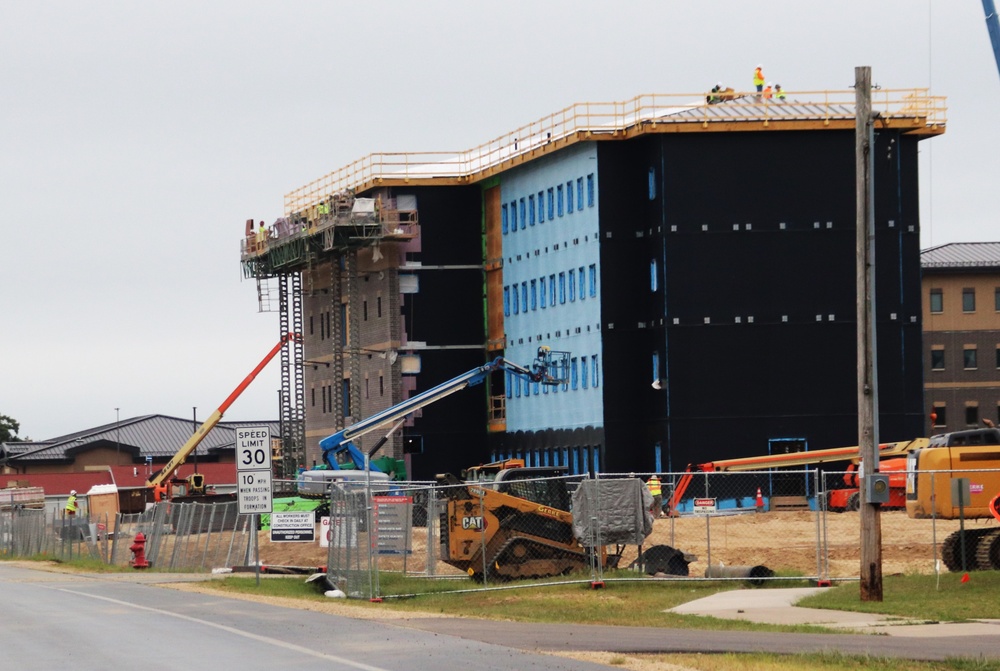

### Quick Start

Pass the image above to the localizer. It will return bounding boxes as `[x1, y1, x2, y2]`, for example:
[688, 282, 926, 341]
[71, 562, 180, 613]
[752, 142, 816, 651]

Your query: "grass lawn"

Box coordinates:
[186, 568, 1000, 628]
[799, 571, 1000, 622]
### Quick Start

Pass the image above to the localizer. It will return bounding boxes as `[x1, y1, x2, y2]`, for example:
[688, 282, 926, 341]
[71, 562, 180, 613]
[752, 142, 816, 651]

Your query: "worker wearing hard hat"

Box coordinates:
[753, 64, 765, 93]
[65, 490, 79, 517]
[774, 83, 787, 100]
[763, 83, 774, 100]
[707, 83, 722, 105]
[646, 475, 664, 518]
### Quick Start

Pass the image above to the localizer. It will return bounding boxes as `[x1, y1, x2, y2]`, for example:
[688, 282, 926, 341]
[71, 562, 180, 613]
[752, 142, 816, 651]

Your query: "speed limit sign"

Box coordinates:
[236, 426, 272, 514]
[236, 427, 272, 472]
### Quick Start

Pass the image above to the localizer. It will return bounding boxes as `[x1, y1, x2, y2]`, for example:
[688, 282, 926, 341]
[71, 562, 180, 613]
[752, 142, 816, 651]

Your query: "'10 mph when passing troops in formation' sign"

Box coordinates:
[236, 426, 273, 515]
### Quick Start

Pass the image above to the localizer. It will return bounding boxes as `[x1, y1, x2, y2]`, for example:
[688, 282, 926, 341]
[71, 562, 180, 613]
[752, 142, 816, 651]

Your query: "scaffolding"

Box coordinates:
[242, 191, 419, 474]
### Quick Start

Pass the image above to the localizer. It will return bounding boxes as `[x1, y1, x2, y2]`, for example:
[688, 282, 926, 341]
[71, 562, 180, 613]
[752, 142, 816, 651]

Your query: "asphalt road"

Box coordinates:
[2, 564, 998, 666]
[399, 617, 1000, 662]
[0, 564, 610, 671]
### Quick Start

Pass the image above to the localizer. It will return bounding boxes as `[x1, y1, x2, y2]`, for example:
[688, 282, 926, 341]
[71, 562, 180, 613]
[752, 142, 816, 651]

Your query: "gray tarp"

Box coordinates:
[571, 478, 653, 546]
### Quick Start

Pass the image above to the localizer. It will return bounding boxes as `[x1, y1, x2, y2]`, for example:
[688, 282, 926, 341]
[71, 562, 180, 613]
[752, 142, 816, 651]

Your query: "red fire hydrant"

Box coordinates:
[129, 532, 150, 569]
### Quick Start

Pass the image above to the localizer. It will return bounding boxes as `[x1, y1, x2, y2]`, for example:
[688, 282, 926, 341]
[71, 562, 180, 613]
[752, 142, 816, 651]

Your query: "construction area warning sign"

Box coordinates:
[693, 498, 717, 514]
[270, 511, 316, 542]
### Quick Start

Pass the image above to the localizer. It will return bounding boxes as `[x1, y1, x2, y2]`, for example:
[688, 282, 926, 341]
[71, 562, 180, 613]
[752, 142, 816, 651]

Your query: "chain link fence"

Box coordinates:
[3, 467, 996, 592]
[0, 500, 255, 571]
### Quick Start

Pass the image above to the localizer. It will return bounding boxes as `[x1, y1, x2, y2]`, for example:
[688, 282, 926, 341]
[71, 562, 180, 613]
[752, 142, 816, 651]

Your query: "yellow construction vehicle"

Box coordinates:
[905, 427, 1000, 571]
[436, 468, 636, 582]
[461, 458, 525, 482]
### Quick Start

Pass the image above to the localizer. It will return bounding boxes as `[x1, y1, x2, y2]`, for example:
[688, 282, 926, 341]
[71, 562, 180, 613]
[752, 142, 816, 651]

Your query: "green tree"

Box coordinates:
[0, 414, 21, 442]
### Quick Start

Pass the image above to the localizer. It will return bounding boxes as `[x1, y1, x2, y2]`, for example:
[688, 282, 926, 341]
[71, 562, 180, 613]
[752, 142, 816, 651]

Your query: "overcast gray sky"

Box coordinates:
[2, 1, 997, 440]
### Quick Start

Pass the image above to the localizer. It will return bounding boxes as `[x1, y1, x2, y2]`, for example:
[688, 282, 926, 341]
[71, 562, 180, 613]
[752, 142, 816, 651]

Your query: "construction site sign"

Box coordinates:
[373, 495, 412, 555]
[270, 511, 315, 542]
[693, 498, 717, 514]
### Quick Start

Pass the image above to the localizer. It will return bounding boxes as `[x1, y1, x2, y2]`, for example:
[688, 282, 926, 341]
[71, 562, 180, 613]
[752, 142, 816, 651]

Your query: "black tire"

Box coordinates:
[845, 492, 860, 512]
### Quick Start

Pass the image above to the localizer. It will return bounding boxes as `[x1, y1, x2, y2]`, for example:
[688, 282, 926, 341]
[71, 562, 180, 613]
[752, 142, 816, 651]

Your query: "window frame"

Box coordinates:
[962, 288, 976, 313]
[929, 288, 943, 313]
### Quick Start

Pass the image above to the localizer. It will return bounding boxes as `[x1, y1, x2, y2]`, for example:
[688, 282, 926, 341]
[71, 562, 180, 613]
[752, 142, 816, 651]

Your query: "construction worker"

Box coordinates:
[774, 83, 787, 100]
[317, 200, 330, 217]
[647, 475, 663, 518]
[763, 83, 773, 100]
[707, 83, 722, 104]
[753, 65, 765, 93]
[64, 490, 79, 517]
[256, 221, 267, 250]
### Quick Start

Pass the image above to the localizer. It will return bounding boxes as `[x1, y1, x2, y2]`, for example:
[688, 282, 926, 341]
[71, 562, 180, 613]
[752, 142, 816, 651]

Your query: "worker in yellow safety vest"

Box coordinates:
[646, 475, 664, 518]
[753, 65, 765, 93]
[774, 83, 786, 100]
[65, 490, 79, 517]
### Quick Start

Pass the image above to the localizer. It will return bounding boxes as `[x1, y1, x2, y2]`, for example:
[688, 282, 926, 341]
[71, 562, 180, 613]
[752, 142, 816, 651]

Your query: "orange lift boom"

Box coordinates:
[667, 438, 929, 514]
[146, 333, 301, 490]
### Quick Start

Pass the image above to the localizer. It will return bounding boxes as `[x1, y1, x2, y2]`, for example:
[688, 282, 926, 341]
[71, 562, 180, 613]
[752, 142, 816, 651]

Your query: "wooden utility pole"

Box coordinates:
[856, 65, 883, 602]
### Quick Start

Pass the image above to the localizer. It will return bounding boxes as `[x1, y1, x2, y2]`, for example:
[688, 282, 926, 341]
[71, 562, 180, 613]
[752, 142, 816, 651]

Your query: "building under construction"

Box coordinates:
[241, 88, 946, 480]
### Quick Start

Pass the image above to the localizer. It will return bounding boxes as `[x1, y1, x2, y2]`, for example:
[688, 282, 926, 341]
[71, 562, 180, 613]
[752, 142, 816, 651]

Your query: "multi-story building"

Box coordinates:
[921, 242, 1000, 435]
[242, 89, 946, 480]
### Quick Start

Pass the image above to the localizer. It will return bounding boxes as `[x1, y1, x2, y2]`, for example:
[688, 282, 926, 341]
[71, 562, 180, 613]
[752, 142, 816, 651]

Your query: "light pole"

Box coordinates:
[115, 408, 120, 466]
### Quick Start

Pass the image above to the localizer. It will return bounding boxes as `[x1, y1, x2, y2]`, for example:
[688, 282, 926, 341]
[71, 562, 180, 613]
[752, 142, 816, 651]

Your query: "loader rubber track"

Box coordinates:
[942, 528, 994, 572]
[974, 528, 1000, 571]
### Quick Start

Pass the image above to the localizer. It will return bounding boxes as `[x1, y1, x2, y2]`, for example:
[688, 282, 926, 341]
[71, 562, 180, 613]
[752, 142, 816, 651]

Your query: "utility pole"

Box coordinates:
[856, 65, 883, 602]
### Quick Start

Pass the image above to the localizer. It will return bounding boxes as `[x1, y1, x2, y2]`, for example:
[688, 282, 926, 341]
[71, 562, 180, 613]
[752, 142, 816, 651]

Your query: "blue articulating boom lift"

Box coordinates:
[316, 347, 568, 475]
[984, 1, 1000, 80]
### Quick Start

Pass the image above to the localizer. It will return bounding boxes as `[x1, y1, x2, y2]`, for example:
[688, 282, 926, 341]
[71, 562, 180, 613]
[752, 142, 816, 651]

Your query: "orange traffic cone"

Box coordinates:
[755, 487, 764, 512]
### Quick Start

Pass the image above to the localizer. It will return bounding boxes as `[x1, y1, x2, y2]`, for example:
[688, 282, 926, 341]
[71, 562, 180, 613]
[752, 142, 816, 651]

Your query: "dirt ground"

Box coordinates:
[255, 509, 995, 579]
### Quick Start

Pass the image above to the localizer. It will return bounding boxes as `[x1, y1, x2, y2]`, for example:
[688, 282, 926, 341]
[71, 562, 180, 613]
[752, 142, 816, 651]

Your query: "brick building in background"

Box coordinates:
[922, 242, 1000, 435]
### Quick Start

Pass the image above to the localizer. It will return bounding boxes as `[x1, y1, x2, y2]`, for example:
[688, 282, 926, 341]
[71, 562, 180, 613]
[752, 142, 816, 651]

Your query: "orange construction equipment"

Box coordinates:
[667, 438, 929, 516]
[145, 333, 301, 496]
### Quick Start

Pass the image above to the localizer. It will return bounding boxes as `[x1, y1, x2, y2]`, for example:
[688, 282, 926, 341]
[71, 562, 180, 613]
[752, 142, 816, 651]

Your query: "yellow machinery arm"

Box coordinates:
[146, 333, 300, 489]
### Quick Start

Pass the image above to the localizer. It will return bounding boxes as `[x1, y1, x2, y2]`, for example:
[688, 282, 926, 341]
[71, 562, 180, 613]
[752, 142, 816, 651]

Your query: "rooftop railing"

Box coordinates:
[284, 89, 946, 215]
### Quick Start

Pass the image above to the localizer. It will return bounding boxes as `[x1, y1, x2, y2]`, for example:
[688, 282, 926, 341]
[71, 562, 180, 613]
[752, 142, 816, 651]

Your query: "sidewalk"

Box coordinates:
[668, 587, 1000, 637]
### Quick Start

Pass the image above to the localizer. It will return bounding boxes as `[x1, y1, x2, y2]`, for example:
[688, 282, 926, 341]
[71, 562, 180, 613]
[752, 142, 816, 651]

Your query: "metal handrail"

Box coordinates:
[284, 89, 946, 214]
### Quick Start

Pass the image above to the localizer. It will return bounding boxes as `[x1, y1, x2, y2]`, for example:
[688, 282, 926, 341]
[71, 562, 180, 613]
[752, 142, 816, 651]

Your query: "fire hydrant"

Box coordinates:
[129, 532, 150, 569]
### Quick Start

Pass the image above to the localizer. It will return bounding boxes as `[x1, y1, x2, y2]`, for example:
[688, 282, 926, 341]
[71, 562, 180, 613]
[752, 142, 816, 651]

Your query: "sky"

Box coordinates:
[2, 1, 998, 441]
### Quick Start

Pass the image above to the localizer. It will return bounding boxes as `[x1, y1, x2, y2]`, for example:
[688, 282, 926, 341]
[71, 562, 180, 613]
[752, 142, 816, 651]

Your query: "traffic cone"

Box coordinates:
[755, 487, 764, 512]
